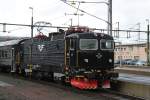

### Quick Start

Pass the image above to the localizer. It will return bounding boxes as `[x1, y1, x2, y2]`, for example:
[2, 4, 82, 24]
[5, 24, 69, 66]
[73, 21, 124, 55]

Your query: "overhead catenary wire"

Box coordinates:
[61, 0, 109, 4]
[0, 22, 148, 41]
[0, 22, 148, 33]
[60, 0, 109, 24]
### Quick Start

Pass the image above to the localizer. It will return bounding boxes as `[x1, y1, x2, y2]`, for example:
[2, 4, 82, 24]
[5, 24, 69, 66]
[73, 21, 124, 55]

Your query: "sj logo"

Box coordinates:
[38, 45, 45, 52]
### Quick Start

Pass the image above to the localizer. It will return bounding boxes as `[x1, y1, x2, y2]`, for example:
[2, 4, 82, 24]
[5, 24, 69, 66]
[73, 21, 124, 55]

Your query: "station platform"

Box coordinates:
[114, 66, 150, 100]
[118, 73, 150, 85]
[115, 66, 150, 76]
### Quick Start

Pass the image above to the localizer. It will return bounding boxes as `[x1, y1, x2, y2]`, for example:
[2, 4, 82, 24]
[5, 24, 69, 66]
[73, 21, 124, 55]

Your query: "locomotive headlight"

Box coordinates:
[109, 59, 112, 63]
[84, 59, 88, 63]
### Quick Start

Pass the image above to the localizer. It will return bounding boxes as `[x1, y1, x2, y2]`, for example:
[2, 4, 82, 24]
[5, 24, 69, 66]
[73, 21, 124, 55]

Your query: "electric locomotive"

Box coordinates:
[64, 26, 118, 89]
[0, 26, 118, 89]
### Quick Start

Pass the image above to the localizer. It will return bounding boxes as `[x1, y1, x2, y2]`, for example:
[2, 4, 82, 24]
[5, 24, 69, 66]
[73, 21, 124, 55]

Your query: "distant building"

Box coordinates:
[114, 43, 147, 61]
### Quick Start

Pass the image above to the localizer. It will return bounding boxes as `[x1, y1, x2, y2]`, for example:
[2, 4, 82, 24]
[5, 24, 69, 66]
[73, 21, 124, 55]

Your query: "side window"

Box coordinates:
[66, 39, 70, 51]
[2, 51, 4, 58]
[70, 39, 76, 50]
[4, 51, 7, 58]
[0, 50, 1, 58]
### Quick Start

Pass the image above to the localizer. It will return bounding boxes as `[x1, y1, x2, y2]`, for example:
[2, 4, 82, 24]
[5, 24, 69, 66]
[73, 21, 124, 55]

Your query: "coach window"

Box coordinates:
[0, 50, 1, 58]
[2, 51, 4, 58]
[5, 51, 8, 58]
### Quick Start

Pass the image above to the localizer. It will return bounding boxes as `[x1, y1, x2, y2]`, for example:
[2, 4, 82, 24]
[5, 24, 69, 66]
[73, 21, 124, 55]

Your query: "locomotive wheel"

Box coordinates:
[48, 72, 54, 81]
[1, 67, 11, 73]
[61, 76, 70, 86]
[60, 76, 66, 85]
[34, 71, 43, 80]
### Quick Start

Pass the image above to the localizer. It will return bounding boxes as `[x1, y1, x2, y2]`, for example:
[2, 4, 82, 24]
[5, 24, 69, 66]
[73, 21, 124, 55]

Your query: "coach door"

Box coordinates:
[11, 48, 16, 72]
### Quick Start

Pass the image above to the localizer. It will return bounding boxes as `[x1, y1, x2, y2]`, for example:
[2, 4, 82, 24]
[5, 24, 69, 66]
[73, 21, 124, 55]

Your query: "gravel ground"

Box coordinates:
[0, 74, 114, 100]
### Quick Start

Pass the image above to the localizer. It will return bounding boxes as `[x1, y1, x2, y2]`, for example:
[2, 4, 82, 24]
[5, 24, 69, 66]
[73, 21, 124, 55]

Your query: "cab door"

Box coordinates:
[69, 38, 77, 66]
[65, 38, 77, 66]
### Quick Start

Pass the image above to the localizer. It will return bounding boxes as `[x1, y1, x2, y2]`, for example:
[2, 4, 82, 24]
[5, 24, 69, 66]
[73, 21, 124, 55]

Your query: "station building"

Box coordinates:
[114, 43, 147, 61]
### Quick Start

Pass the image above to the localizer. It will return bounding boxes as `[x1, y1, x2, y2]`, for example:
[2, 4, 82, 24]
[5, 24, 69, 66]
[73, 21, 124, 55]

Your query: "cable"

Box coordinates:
[62, 0, 108, 4]
[60, 0, 109, 24]
[0, 22, 148, 33]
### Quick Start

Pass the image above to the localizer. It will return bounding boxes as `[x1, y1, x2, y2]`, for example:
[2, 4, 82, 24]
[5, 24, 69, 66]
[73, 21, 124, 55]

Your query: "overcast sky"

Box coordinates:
[0, 0, 150, 39]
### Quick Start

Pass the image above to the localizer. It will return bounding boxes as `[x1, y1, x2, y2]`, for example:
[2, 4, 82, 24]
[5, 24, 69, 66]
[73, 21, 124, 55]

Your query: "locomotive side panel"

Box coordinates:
[46, 40, 65, 67]
[22, 38, 65, 73]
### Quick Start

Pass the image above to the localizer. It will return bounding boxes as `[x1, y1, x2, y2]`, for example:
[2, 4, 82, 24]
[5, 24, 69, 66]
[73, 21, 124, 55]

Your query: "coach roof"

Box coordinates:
[0, 39, 24, 47]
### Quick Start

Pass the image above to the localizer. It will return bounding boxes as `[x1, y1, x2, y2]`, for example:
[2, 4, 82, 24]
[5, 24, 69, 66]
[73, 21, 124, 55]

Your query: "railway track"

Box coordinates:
[0, 72, 144, 100]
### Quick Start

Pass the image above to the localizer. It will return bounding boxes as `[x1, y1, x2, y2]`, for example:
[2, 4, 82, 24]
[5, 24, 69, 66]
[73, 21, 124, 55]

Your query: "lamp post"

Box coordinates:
[137, 23, 141, 41]
[146, 19, 150, 66]
[108, 0, 112, 36]
[70, 18, 73, 26]
[29, 7, 33, 78]
[29, 7, 33, 40]
[117, 22, 119, 38]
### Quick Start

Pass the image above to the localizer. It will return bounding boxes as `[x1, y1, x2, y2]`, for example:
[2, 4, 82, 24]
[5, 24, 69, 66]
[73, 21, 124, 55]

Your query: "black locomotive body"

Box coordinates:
[21, 36, 65, 78]
[0, 26, 118, 89]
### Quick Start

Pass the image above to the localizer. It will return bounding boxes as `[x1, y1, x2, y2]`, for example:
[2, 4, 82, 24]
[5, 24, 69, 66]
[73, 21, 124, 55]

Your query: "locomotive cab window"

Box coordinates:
[100, 39, 114, 50]
[79, 39, 98, 50]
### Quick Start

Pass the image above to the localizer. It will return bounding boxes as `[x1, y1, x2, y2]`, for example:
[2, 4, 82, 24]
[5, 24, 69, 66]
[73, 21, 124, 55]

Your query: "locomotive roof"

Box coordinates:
[0, 39, 24, 47]
[66, 32, 113, 39]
